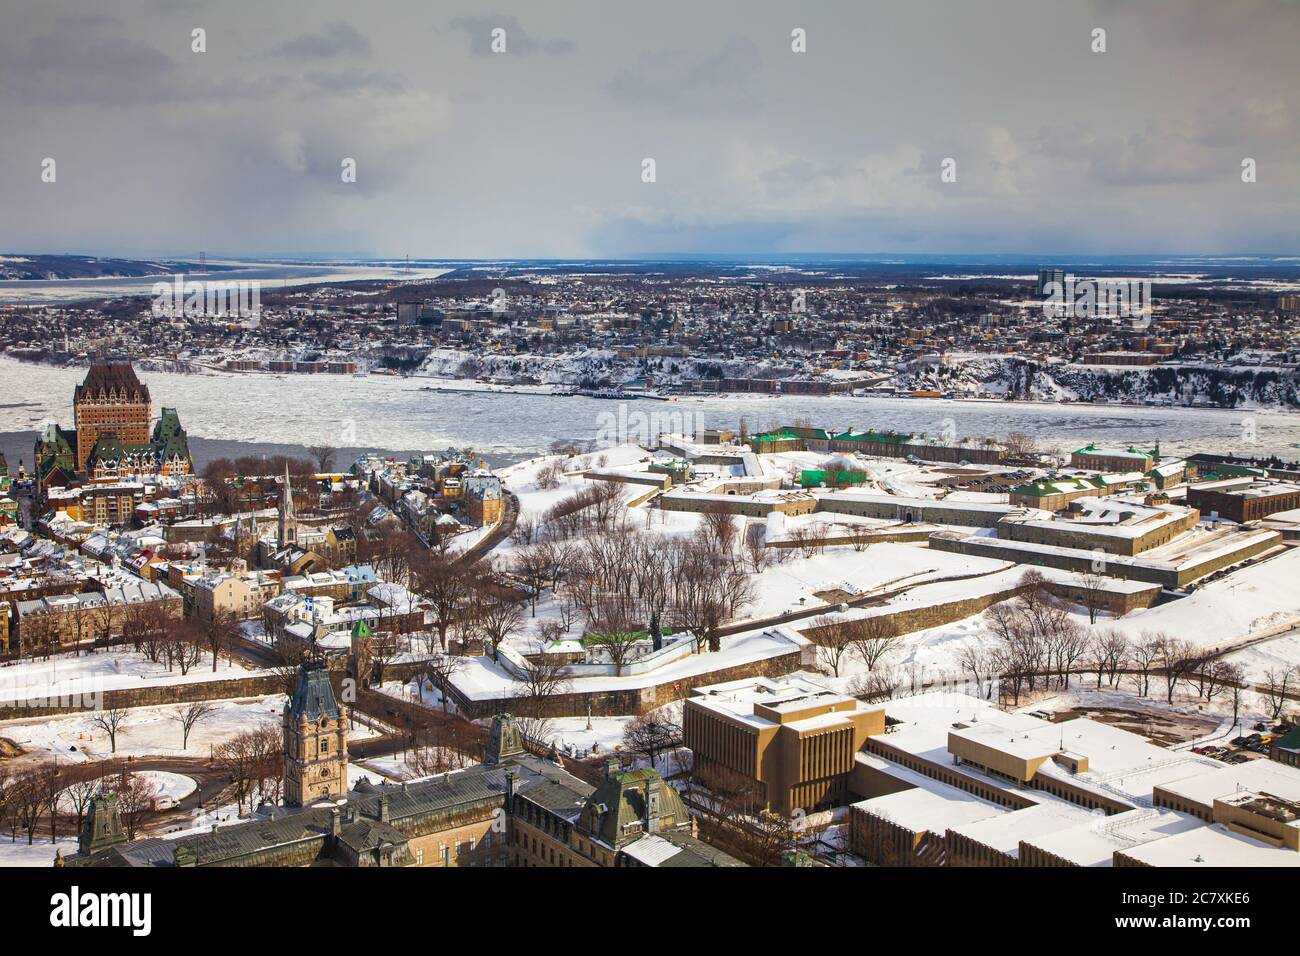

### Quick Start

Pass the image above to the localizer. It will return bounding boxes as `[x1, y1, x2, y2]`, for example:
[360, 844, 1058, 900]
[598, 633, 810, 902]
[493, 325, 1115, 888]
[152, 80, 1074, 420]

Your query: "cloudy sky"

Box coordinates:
[1, 0, 1297, 258]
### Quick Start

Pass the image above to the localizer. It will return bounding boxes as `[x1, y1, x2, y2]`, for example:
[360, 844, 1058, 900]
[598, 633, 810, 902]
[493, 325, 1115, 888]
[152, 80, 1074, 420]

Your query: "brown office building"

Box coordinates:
[683, 676, 886, 816]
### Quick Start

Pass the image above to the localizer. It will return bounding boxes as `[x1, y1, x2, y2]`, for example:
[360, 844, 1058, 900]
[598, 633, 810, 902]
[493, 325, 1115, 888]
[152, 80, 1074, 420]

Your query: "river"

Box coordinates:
[1, 356, 1297, 471]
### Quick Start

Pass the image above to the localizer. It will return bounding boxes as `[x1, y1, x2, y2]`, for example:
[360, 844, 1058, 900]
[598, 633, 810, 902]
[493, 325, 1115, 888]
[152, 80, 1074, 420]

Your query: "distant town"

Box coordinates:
[2, 260, 1298, 409]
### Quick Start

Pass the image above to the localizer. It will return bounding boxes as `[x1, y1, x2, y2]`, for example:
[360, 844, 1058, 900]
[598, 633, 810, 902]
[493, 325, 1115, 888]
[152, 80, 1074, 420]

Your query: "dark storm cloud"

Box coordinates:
[1, 0, 1296, 257]
[448, 15, 574, 55]
[267, 21, 372, 59]
[0, 15, 279, 106]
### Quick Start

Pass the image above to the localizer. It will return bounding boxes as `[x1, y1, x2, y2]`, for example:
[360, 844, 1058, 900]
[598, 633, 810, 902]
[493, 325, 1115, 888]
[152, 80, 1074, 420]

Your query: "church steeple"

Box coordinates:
[278, 464, 296, 549]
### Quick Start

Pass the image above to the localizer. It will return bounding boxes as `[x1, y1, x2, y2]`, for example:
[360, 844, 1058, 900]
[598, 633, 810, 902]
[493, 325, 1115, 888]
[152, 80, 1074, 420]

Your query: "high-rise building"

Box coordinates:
[1037, 268, 1067, 298]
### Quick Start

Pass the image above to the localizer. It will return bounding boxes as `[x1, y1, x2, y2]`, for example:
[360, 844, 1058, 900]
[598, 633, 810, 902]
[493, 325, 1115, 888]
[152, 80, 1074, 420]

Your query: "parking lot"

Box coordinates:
[1191, 720, 1295, 764]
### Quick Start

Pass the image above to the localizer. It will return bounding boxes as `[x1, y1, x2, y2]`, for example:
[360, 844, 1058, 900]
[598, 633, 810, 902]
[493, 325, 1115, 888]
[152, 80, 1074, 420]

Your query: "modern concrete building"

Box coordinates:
[683, 675, 885, 815]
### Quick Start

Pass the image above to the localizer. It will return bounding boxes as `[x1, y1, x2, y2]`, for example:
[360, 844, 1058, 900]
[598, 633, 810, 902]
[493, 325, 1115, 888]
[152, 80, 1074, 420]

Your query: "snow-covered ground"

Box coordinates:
[0, 696, 284, 766]
[1081, 548, 1300, 649]
[0, 838, 77, 867]
[0, 648, 262, 707]
[745, 543, 1007, 618]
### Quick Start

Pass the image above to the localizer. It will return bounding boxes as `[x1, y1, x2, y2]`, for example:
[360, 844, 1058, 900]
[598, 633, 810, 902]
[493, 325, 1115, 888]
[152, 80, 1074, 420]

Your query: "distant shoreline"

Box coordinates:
[3, 351, 1297, 414]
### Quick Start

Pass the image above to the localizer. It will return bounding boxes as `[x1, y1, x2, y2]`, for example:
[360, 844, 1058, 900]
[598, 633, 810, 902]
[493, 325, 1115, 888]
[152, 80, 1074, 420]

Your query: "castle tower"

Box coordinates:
[278, 464, 297, 550]
[73, 363, 151, 473]
[283, 662, 348, 807]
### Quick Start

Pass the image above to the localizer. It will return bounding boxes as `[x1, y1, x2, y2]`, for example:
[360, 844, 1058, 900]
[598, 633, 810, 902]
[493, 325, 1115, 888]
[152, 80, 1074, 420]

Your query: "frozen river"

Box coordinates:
[1, 356, 1297, 466]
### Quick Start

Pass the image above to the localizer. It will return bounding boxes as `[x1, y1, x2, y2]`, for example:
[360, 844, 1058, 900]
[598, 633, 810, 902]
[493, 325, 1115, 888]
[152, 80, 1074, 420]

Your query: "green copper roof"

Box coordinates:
[749, 429, 801, 443]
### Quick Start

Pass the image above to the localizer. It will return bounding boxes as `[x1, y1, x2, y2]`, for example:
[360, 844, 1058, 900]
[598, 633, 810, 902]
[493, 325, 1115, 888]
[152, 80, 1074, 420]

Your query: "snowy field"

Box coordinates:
[0, 648, 263, 707]
[0, 696, 284, 765]
[0, 838, 77, 867]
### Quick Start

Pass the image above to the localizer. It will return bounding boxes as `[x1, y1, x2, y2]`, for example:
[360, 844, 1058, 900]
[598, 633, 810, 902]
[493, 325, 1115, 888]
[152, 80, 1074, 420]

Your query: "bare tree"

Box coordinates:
[808, 616, 854, 677]
[60, 762, 110, 835]
[1222, 663, 1246, 731]
[1091, 629, 1130, 689]
[476, 597, 525, 663]
[510, 547, 552, 616]
[622, 709, 682, 772]
[7, 766, 53, 845]
[170, 701, 217, 750]
[1261, 666, 1297, 723]
[417, 653, 466, 713]
[307, 444, 338, 473]
[164, 621, 206, 675]
[91, 708, 130, 754]
[957, 643, 997, 700]
[848, 667, 904, 703]
[1047, 620, 1090, 690]
[412, 552, 471, 652]
[115, 770, 161, 840]
[693, 782, 801, 868]
[743, 520, 770, 573]
[847, 616, 901, 672]
[1129, 635, 1162, 698]
[1076, 572, 1108, 625]
[1156, 633, 1197, 703]
[699, 501, 739, 555]
[200, 609, 241, 672]
[511, 657, 572, 743]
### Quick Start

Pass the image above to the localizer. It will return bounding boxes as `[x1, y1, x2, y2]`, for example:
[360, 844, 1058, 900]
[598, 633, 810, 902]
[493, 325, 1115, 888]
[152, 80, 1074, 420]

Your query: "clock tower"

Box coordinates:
[283, 662, 349, 807]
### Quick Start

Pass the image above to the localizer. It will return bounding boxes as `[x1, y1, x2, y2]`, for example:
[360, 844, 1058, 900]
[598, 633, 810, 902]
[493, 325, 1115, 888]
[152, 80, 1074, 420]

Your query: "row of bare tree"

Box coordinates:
[0, 760, 160, 847]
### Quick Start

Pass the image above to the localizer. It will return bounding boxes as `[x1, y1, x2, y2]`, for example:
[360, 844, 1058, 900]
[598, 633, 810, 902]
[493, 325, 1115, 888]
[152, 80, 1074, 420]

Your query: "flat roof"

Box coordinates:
[853, 783, 1006, 835]
[1117, 823, 1300, 867]
[688, 674, 874, 730]
[1155, 757, 1300, 809]
[1023, 807, 1203, 867]
[949, 801, 1098, 856]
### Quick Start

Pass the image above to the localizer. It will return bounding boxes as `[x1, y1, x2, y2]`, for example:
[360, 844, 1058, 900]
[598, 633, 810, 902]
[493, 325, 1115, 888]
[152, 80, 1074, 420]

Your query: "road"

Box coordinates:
[457, 490, 519, 565]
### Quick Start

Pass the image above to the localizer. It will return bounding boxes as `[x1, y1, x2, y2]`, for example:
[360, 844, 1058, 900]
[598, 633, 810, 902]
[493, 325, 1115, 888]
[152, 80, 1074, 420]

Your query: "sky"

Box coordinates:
[0, 0, 1297, 259]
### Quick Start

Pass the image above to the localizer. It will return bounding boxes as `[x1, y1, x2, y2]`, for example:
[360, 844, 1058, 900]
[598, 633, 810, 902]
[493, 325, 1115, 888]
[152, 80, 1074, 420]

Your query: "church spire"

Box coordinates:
[278, 464, 296, 549]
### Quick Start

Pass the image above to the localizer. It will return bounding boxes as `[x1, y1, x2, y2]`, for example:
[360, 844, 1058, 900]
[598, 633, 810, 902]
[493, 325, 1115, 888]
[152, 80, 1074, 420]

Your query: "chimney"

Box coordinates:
[329, 808, 341, 838]
[505, 770, 517, 809]
[379, 793, 391, 823]
[606, 756, 621, 779]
